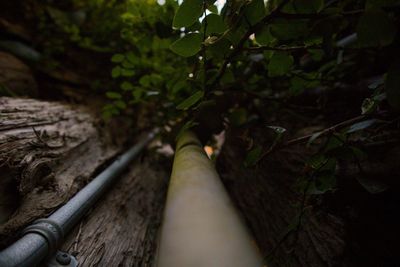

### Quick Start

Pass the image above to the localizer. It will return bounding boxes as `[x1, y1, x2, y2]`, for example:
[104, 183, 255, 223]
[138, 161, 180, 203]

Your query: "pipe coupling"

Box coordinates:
[22, 219, 64, 254]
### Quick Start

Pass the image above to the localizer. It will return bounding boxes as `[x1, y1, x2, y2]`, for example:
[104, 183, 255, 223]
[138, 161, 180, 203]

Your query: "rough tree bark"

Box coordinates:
[0, 97, 126, 246]
[59, 156, 168, 267]
[218, 122, 400, 267]
[218, 128, 347, 267]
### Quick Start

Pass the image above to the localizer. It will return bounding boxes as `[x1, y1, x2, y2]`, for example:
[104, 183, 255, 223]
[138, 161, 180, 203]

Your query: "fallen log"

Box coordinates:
[60, 156, 168, 267]
[0, 97, 127, 246]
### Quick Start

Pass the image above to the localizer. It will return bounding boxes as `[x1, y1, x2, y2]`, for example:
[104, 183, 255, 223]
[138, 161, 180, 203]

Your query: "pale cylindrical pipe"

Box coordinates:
[156, 131, 264, 267]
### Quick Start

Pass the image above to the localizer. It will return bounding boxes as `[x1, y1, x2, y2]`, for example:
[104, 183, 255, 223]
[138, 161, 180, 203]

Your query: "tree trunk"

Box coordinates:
[217, 128, 347, 267]
[0, 97, 126, 246]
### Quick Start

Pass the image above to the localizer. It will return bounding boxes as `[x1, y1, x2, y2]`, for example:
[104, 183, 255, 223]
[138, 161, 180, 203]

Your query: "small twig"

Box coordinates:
[245, 45, 323, 53]
[257, 115, 366, 163]
[264, 173, 315, 262]
[276, 10, 364, 20]
[285, 115, 365, 147]
[74, 221, 83, 251]
[31, 126, 64, 149]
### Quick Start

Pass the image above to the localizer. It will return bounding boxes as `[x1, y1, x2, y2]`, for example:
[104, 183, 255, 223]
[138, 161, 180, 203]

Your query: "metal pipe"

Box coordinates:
[156, 131, 264, 267]
[0, 130, 157, 267]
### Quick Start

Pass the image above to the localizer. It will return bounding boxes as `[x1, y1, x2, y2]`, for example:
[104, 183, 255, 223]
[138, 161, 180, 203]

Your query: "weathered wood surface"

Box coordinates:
[218, 128, 346, 267]
[59, 156, 168, 267]
[0, 97, 124, 246]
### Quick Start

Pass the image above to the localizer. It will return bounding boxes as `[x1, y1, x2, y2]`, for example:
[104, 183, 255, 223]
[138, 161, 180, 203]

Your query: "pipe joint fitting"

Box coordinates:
[22, 219, 64, 255]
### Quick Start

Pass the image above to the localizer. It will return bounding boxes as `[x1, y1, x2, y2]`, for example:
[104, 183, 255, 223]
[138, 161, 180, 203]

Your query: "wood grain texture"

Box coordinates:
[0, 97, 123, 245]
[60, 156, 168, 267]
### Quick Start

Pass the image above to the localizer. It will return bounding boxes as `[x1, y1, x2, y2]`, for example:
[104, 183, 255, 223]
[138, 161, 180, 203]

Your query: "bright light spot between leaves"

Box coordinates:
[204, 146, 214, 158]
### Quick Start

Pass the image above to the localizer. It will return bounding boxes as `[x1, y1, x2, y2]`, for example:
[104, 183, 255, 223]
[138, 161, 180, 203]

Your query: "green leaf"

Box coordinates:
[308, 131, 323, 146]
[290, 76, 308, 95]
[106, 91, 122, 99]
[171, 80, 187, 94]
[324, 135, 343, 153]
[177, 90, 204, 110]
[347, 119, 377, 133]
[293, 0, 324, 14]
[111, 54, 125, 63]
[267, 125, 287, 144]
[309, 174, 336, 194]
[132, 88, 143, 100]
[385, 66, 400, 110]
[173, 0, 203, 28]
[122, 60, 135, 69]
[114, 100, 127, 109]
[255, 26, 275, 45]
[244, 145, 262, 167]
[170, 33, 203, 57]
[220, 69, 235, 84]
[187, 21, 202, 32]
[111, 66, 121, 78]
[125, 52, 137, 64]
[270, 19, 308, 40]
[361, 98, 376, 114]
[308, 154, 327, 169]
[356, 175, 388, 194]
[309, 49, 324, 61]
[244, 0, 265, 26]
[139, 75, 151, 87]
[268, 52, 294, 77]
[121, 69, 135, 77]
[226, 24, 248, 45]
[121, 81, 134, 91]
[208, 37, 231, 59]
[229, 108, 247, 126]
[207, 4, 218, 14]
[203, 14, 227, 35]
[356, 9, 397, 47]
[267, 126, 287, 134]
[366, 0, 399, 8]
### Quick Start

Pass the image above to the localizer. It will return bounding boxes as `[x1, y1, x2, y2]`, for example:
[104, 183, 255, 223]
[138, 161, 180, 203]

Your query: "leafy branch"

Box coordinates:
[209, 0, 291, 90]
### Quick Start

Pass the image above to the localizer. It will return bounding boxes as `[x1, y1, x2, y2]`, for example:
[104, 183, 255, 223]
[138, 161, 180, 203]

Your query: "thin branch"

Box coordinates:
[276, 10, 364, 20]
[245, 44, 323, 52]
[209, 0, 291, 90]
[285, 115, 365, 147]
[246, 44, 379, 54]
[257, 115, 366, 162]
